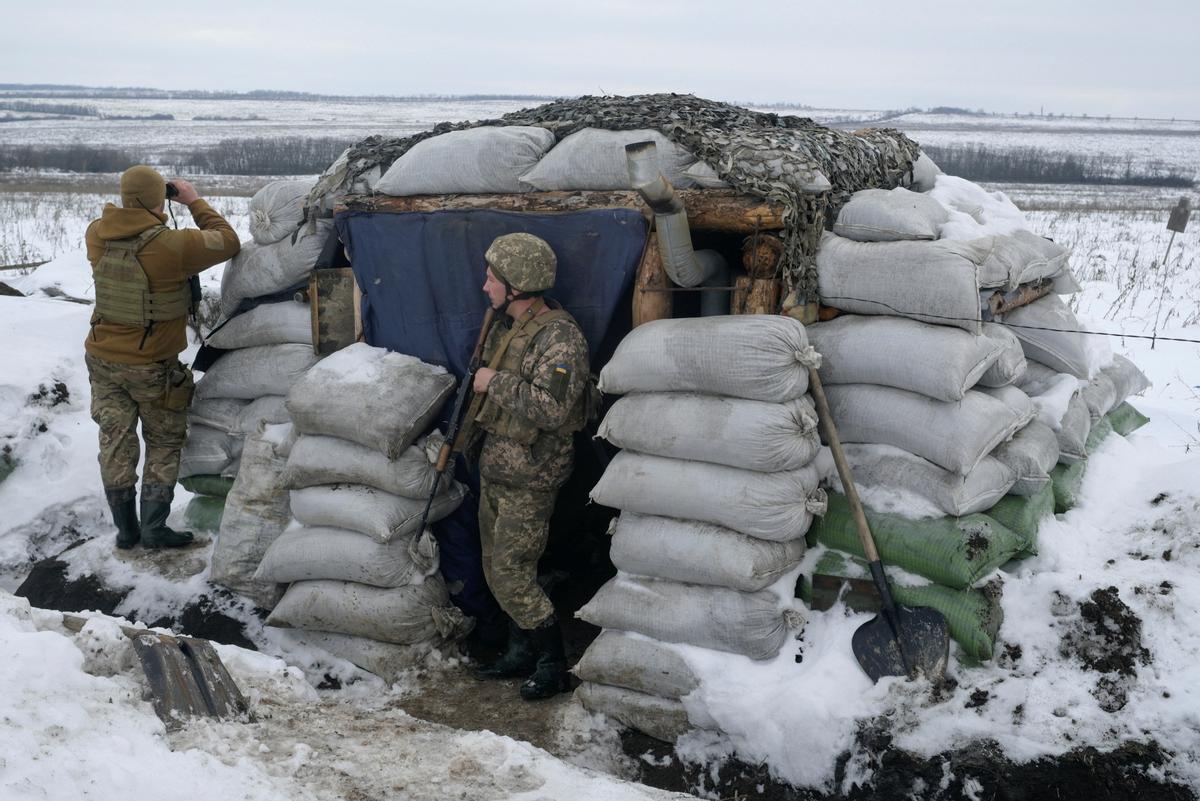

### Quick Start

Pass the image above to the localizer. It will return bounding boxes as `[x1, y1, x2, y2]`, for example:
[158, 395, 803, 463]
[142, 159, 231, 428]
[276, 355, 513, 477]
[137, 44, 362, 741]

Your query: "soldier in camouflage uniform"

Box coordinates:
[85, 165, 240, 550]
[470, 233, 590, 701]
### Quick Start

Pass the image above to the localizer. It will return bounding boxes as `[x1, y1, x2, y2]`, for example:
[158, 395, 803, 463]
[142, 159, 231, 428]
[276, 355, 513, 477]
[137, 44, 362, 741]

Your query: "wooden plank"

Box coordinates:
[309, 268, 358, 356]
[732, 276, 782, 315]
[337, 189, 786, 233]
[632, 234, 672, 327]
[742, 232, 784, 279]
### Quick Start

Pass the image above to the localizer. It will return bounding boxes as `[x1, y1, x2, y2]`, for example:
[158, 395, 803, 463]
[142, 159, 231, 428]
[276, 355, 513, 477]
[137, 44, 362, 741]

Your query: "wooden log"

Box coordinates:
[632, 235, 673, 327]
[337, 189, 786, 233]
[742, 232, 785, 279]
[732, 276, 782, 315]
[309, 267, 358, 356]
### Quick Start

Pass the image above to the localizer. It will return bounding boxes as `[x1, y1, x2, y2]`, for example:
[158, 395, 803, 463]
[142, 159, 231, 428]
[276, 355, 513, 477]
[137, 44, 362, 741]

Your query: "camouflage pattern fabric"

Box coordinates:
[485, 233, 556, 292]
[478, 478, 558, 629]
[311, 93, 921, 298]
[86, 354, 191, 489]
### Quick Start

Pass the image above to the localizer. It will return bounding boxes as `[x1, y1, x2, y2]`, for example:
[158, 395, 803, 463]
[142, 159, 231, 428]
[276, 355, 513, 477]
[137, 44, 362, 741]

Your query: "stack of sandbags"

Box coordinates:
[578, 316, 825, 741]
[261, 343, 474, 672]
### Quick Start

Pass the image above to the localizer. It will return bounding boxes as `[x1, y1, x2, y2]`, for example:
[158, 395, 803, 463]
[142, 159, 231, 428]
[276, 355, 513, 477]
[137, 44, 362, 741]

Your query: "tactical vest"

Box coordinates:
[474, 306, 588, 445]
[93, 225, 191, 328]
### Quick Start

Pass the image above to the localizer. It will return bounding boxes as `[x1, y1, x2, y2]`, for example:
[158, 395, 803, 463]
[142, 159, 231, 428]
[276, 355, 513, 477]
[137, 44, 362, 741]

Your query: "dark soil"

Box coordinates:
[1059, 586, 1151, 712]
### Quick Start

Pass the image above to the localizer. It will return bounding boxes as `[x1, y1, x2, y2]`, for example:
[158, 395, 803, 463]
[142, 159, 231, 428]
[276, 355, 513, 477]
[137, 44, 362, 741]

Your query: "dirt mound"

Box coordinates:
[1058, 586, 1151, 711]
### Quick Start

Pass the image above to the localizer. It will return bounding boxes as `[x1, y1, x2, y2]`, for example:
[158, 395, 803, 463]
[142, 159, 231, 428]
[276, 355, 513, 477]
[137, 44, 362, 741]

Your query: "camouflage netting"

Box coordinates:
[309, 93, 921, 298]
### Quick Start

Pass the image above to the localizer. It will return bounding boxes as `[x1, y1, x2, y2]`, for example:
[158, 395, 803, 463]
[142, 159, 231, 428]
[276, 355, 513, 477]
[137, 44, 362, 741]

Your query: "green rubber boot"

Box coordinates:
[520, 616, 571, 701]
[139, 483, 194, 549]
[475, 619, 537, 679]
[105, 486, 140, 550]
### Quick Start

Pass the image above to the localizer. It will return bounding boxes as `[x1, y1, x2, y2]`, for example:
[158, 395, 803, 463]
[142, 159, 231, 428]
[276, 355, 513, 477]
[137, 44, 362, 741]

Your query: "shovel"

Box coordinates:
[807, 366, 950, 682]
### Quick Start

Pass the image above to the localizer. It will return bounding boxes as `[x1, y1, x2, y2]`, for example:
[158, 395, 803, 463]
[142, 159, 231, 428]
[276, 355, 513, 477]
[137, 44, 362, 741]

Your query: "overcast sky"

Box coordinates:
[3, 0, 1197, 118]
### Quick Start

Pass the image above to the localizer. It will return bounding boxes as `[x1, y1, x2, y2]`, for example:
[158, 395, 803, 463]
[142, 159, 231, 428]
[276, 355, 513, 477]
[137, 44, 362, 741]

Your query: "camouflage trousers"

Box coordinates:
[478, 478, 558, 629]
[85, 354, 192, 491]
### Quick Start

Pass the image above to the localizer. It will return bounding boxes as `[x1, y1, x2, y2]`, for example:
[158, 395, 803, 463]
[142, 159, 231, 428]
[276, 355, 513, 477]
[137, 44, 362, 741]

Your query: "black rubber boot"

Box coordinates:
[105, 486, 140, 550]
[475, 618, 537, 679]
[139, 483, 194, 549]
[520, 616, 571, 701]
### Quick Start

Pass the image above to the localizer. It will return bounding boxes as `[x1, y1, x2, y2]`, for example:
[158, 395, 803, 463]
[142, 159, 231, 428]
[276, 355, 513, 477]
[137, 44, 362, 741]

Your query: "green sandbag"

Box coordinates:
[1085, 415, 1113, 454]
[180, 474, 235, 498]
[808, 493, 1029, 590]
[1050, 461, 1086, 513]
[0, 453, 15, 485]
[802, 549, 1003, 661]
[984, 485, 1054, 553]
[183, 494, 226, 531]
[1107, 402, 1149, 436]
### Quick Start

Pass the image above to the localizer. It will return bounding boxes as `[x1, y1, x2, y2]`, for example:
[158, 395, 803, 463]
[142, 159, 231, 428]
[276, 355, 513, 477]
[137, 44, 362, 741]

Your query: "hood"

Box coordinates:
[92, 203, 168, 241]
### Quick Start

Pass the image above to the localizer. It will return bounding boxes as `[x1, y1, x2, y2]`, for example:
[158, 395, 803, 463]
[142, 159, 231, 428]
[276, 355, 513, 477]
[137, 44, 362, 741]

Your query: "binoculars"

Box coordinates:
[165, 182, 179, 199]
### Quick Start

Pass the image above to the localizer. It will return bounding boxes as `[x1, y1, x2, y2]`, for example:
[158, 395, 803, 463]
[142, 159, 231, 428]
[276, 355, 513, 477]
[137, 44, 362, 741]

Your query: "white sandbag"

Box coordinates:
[832, 187, 949, 242]
[290, 482, 466, 544]
[682, 160, 729, 189]
[254, 525, 438, 588]
[375, 126, 556, 195]
[597, 393, 819, 472]
[976, 384, 1037, 429]
[220, 219, 332, 317]
[573, 630, 699, 699]
[991, 420, 1060, 496]
[609, 513, 805, 592]
[999, 294, 1089, 378]
[286, 343, 454, 459]
[188, 398, 248, 435]
[520, 128, 696, 191]
[266, 576, 472, 645]
[249, 180, 313, 245]
[206, 300, 311, 350]
[211, 424, 293, 608]
[909, 152, 942, 192]
[590, 451, 826, 542]
[1080, 372, 1117, 422]
[195, 344, 319, 401]
[823, 384, 1030, 475]
[577, 574, 802, 660]
[977, 323, 1027, 388]
[237, 395, 290, 433]
[178, 423, 237, 478]
[598, 316, 815, 402]
[283, 434, 443, 498]
[1052, 267, 1083, 295]
[808, 315, 1001, 402]
[816, 232, 985, 333]
[840, 444, 1016, 517]
[930, 175, 1029, 239]
[1056, 393, 1092, 464]
[290, 630, 437, 681]
[576, 682, 713, 742]
[1104, 354, 1150, 407]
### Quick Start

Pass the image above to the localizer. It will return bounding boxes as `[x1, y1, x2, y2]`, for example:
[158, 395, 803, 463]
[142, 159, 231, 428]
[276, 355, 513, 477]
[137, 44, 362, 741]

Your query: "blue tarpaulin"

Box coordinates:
[334, 207, 645, 621]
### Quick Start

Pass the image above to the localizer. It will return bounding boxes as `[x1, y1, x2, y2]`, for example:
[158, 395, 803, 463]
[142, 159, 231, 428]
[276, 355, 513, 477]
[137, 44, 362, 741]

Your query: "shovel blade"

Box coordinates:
[852, 605, 949, 682]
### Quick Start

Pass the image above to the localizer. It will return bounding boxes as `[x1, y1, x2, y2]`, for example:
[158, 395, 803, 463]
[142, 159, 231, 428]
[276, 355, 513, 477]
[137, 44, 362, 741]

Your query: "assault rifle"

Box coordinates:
[416, 307, 496, 533]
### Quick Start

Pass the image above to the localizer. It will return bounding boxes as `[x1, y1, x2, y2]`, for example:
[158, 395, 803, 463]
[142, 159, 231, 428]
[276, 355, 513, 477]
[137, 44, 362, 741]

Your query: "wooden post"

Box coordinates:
[742, 231, 785, 279]
[309, 267, 358, 355]
[632, 234, 673, 327]
[732, 275, 782, 315]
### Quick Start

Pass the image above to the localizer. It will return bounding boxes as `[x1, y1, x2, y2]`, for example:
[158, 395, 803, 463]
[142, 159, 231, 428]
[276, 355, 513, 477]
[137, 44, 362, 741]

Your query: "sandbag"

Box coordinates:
[985, 485, 1054, 551]
[598, 316, 815, 402]
[971, 231, 1070, 290]
[808, 315, 1001, 402]
[839, 444, 1015, 517]
[290, 482, 466, 544]
[573, 630, 699, 699]
[682, 160, 729, 189]
[249, 180, 312, 246]
[220, 219, 332, 317]
[254, 525, 438, 588]
[990, 420, 1059, 496]
[1050, 461, 1086, 513]
[909, 152, 942, 192]
[832, 187, 949, 242]
[816, 232, 986, 333]
[178, 423, 238, 479]
[211, 424, 293, 608]
[577, 574, 803, 660]
[1080, 372, 1117, 422]
[1056, 393, 1092, 464]
[590, 451, 827, 542]
[291, 630, 437, 681]
[1086, 415, 1113, 453]
[576, 682, 710, 743]
[823, 384, 1030, 475]
[188, 397, 248, 434]
[521, 128, 697, 191]
[977, 323, 1027, 388]
[809, 493, 1031, 589]
[195, 344, 320, 401]
[375, 126, 556, 195]
[180, 474, 235, 498]
[1107, 402, 1150, 436]
[597, 393, 819, 472]
[266, 576, 472, 645]
[287, 343, 454, 459]
[206, 300, 311, 350]
[999, 294, 1089, 378]
[608, 513, 805, 592]
[237, 395, 290, 433]
[1104, 355, 1150, 406]
[977, 384, 1037, 429]
[283, 434, 443, 498]
[182, 494, 225, 532]
[1017, 359, 1066, 398]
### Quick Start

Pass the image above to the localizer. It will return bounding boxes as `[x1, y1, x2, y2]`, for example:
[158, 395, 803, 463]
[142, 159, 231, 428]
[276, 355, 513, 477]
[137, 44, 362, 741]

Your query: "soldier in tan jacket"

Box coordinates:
[85, 165, 240, 550]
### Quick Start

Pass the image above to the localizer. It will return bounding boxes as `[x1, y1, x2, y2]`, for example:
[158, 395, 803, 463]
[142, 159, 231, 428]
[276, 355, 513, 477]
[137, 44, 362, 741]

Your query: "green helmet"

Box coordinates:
[485, 233, 557, 293]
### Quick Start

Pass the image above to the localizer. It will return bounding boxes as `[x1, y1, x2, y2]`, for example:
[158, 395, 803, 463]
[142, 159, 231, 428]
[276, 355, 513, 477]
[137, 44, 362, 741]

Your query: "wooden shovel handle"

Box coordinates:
[807, 366, 881, 564]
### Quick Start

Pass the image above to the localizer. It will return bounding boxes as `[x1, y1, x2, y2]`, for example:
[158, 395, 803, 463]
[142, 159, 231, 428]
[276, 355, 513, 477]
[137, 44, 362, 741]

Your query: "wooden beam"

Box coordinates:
[337, 189, 786, 233]
[632, 235, 672, 327]
[732, 276, 782, 315]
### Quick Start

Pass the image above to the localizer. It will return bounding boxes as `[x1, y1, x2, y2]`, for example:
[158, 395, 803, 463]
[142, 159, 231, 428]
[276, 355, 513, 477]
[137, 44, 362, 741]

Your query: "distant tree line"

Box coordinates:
[923, 144, 1195, 188]
[0, 144, 141, 172]
[181, 136, 356, 175]
[0, 100, 99, 116]
[0, 83, 558, 103]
